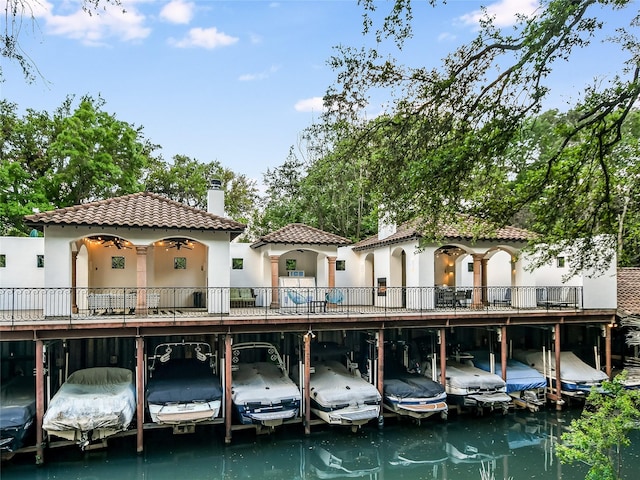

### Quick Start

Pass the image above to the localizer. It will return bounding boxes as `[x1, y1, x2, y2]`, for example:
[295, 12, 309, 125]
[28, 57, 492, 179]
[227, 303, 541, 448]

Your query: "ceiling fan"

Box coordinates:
[166, 238, 194, 251]
[98, 235, 131, 250]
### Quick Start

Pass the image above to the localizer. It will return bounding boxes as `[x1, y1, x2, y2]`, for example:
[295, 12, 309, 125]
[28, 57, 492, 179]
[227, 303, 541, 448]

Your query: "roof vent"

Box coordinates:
[211, 179, 222, 190]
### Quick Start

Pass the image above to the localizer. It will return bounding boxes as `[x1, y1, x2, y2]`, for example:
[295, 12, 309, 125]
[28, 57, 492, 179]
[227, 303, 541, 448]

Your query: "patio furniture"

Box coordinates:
[229, 288, 256, 307]
[325, 288, 345, 305]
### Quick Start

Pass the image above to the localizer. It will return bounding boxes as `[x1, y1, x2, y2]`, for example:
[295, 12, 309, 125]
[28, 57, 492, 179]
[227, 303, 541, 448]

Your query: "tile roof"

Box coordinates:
[24, 192, 246, 233]
[251, 223, 352, 249]
[352, 218, 532, 251]
[618, 267, 640, 315]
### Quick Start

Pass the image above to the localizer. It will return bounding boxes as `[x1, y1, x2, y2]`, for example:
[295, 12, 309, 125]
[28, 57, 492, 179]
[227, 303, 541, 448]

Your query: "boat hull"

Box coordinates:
[148, 400, 221, 424]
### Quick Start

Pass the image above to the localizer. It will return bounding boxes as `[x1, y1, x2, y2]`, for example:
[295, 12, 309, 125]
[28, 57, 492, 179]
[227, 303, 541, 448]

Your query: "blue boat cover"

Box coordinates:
[146, 359, 222, 404]
[469, 352, 546, 393]
[0, 376, 36, 429]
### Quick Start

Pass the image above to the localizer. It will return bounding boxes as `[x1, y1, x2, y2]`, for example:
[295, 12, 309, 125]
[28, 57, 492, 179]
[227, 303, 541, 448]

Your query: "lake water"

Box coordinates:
[3, 409, 640, 479]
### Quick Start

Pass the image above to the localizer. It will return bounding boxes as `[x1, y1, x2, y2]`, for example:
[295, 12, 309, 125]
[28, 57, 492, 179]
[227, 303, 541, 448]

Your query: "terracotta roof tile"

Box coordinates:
[24, 192, 245, 233]
[618, 267, 640, 315]
[251, 223, 352, 249]
[353, 218, 532, 251]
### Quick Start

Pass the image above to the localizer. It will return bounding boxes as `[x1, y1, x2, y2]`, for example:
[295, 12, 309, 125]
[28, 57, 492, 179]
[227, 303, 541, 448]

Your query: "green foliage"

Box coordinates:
[556, 372, 640, 479]
[321, 0, 640, 271]
[145, 154, 258, 225]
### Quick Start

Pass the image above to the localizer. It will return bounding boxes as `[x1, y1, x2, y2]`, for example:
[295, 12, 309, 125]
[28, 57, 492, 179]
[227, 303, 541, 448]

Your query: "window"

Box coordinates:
[285, 259, 297, 271]
[232, 258, 244, 270]
[36, 255, 44, 268]
[467, 262, 474, 272]
[336, 260, 346, 271]
[111, 256, 125, 269]
[0, 254, 5, 267]
[174, 257, 187, 269]
[556, 256, 566, 268]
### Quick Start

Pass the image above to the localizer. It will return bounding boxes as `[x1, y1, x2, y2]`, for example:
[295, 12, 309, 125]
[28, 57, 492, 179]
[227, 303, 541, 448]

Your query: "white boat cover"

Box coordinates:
[232, 362, 301, 406]
[43, 367, 135, 435]
[513, 350, 608, 385]
[439, 361, 506, 392]
[469, 351, 546, 393]
[309, 361, 380, 408]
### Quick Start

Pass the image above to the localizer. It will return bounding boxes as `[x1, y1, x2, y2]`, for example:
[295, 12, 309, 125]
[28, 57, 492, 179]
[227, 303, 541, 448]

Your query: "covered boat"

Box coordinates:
[513, 350, 608, 398]
[295, 342, 381, 431]
[0, 376, 36, 454]
[424, 354, 512, 414]
[42, 367, 135, 447]
[382, 342, 447, 421]
[146, 342, 222, 432]
[469, 350, 547, 411]
[231, 342, 301, 429]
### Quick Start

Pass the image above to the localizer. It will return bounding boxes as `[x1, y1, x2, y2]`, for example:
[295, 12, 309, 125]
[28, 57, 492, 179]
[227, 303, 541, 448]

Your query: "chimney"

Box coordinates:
[207, 179, 225, 217]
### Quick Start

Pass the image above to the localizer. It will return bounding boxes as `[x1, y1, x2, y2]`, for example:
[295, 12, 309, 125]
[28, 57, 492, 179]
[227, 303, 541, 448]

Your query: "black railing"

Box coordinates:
[0, 285, 584, 325]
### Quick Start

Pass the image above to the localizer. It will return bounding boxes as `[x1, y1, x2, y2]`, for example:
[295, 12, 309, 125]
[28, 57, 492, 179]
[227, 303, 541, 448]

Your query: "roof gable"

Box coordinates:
[24, 192, 246, 233]
[251, 223, 352, 249]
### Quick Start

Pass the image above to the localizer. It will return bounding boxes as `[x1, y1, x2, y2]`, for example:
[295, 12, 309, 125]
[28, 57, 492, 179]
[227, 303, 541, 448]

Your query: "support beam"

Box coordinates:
[35, 339, 45, 465]
[555, 324, 562, 410]
[440, 328, 447, 386]
[135, 336, 144, 453]
[224, 335, 233, 444]
[501, 326, 508, 381]
[377, 329, 384, 397]
[605, 322, 612, 379]
[304, 331, 311, 435]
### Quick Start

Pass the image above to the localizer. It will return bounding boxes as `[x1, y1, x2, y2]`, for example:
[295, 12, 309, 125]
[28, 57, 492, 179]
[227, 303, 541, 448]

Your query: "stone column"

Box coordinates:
[71, 251, 78, 313]
[136, 246, 148, 316]
[327, 256, 337, 290]
[481, 258, 489, 305]
[270, 255, 280, 308]
[471, 254, 483, 308]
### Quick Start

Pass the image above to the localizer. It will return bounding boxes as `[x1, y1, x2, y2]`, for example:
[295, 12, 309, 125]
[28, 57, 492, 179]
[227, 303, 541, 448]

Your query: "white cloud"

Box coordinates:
[160, 0, 194, 25]
[459, 0, 539, 28]
[238, 65, 279, 82]
[294, 97, 325, 113]
[169, 27, 238, 49]
[437, 32, 456, 43]
[23, 0, 150, 45]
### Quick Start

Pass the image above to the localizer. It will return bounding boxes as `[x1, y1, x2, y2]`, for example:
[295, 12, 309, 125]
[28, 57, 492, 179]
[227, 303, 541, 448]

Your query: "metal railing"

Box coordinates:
[0, 285, 584, 326]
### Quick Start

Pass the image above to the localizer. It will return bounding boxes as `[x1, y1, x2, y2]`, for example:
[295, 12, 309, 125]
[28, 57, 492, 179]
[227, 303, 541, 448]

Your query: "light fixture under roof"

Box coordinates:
[165, 238, 194, 250]
[98, 235, 131, 250]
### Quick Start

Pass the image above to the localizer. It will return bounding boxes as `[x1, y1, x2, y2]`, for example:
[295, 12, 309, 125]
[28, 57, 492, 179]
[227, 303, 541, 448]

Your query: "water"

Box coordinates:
[3, 410, 640, 479]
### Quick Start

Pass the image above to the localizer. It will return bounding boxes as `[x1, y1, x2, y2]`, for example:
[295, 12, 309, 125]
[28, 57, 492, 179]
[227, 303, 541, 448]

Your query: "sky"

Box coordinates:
[2, 0, 635, 185]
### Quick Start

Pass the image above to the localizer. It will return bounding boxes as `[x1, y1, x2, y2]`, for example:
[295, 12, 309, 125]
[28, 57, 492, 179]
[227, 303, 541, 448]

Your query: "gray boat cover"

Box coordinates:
[43, 367, 135, 434]
[469, 351, 546, 393]
[384, 376, 445, 399]
[513, 350, 608, 384]
[146, 359, 222, 404]
[232, 362, 301, 405]
[0, 376, 36, 429]
[309, 361, 380, 408]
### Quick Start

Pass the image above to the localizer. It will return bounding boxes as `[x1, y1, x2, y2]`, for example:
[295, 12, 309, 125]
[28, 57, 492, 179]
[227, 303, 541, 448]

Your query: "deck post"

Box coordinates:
[35, 339, 45, 465]
[376, 329, 384, 428]
[304, 330, 311, 435]
[135, 336, 144, 453]
[555, 324, 562, 410]
[224, 334, 233, 444]
[605, 320, 612, 379]
[439, 328, 447, 386]
[501, 326, 508, 381]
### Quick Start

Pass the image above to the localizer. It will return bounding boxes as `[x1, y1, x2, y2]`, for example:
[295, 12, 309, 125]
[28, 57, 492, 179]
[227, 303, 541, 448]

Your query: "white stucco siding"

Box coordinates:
[0, 237, 45, 288]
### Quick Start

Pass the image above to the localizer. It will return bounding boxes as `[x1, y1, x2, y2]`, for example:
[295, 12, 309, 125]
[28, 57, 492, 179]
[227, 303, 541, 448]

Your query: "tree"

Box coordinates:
[1, 95, 157, 234]
[321, 0, 640, 271]
[2, 0, 123, 83]
[556, 372, 640, 479]
[144, 154, 259, 225]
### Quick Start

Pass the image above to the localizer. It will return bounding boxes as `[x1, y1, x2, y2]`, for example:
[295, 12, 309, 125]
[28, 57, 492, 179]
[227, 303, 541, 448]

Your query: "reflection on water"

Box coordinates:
[3, 409, 640, 479]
